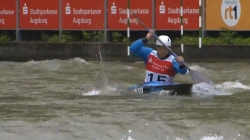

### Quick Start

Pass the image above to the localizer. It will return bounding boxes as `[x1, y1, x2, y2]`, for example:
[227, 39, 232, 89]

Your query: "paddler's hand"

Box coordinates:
[175, 56, 184, 64]
[146, 29, 154, 40]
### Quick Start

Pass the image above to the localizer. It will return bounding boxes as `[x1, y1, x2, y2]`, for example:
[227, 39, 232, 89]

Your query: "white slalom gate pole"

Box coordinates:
[199, 0, 202, 48]
[127, 0, 130, 56]
[180, 0, 184, 53]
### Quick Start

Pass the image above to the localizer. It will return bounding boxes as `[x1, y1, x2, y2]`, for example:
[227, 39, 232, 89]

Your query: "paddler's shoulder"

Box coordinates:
[131, 37, 149, 45]
[141, 37, 149, 44]
[130, 37, 152, 50]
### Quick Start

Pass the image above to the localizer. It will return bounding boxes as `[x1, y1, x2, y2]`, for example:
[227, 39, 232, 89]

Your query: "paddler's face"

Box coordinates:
[156, 45, 169, 58]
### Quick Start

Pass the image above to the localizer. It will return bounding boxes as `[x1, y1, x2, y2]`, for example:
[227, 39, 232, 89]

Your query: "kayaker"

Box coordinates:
[130, 30, 187, 84]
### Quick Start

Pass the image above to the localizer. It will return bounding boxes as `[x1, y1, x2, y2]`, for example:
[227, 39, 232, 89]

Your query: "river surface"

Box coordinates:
[0, 57, 250, 140]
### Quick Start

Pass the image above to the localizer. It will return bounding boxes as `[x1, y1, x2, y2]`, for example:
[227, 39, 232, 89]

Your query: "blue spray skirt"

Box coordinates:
[128, 81, 193, 96]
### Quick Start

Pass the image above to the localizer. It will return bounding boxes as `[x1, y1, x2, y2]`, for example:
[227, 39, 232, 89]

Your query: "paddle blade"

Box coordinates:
[189, 69, 214, 86]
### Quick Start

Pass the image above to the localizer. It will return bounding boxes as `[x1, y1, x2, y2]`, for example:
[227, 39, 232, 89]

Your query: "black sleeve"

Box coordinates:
[179, 64, 186, 69]
[141, 37, 148, 44]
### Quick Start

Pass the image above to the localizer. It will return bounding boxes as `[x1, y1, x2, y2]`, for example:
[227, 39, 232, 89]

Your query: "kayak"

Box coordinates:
[128, 81, 193, 96]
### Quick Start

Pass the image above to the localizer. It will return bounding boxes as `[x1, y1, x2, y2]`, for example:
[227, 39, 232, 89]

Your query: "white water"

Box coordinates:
[2, 58, 249, 140]
[82, 60, 250, 97]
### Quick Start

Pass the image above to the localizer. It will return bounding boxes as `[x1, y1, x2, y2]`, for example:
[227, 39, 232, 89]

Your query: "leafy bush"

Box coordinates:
[112, 31, 123, 43]
[62, 31, 81, 42]
[0, 29, 250, 45]
[48, 34, 60, 42]
[83, 30, 105, 42]
[47, 30, 105, 43]
[0, 33, 12, 42]
[173, 29, 250, 45]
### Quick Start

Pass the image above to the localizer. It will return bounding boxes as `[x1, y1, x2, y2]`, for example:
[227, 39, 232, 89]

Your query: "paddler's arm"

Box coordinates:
[130, 37, 153, 64]
[172, 59, 187, 74]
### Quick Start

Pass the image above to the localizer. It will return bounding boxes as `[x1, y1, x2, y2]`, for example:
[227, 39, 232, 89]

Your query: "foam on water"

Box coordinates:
[216, 81, 250, 90]
[187, 64, 250, 96]
[82, 86, 118, 96]
[73, 57, 89, 64]
[191, 80, 250, 96]
[160, 63, 250, 96]
[121, 132, 228, 140]
[82, 89, 101, 96]
[122, 66, 134, 70]
[200, 134, 224, 140]
[192, 82, 232, 96]
[120, 131, 245, 140]
[21, 59, 61, 71]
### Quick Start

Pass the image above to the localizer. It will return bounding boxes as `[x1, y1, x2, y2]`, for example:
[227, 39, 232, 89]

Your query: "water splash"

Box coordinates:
[191, 80, 250, 96]
[82, 45, 120, 96]
[94, 45, 108, 89]
[192, 82, 230, 96]
[121, 130, 135, 140]
[82, 85, 118, 96]
[186, 64, 250, 96]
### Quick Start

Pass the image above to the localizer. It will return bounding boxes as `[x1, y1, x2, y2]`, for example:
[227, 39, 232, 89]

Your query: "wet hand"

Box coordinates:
[146, 29, 154, 40]
[176, 56, 184, 64]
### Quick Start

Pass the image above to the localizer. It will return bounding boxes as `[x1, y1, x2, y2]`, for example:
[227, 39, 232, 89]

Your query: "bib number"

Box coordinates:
[148, 73, 167, 82]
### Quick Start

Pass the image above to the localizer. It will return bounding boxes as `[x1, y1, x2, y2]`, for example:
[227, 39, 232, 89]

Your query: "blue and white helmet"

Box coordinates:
[155, 35, 171, 47]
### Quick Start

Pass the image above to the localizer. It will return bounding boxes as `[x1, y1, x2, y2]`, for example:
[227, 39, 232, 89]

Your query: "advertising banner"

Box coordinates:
[108, 0, 152, 30]
[19, 0, 59, 29]
[155, 0, 199, 30]
[206, 0, 250, 30]
[0, 0, 16, 30]
[62, 0, 104, 30]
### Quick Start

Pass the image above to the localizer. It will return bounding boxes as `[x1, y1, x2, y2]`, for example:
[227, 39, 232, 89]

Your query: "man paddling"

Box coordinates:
[130, 30, 187, 84]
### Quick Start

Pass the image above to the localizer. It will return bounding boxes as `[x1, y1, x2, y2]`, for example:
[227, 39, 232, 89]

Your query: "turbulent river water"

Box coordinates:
[0, 57, 250, 140]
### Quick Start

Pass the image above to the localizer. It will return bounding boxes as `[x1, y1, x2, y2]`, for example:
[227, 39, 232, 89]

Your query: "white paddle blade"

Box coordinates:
[189, 70, 214, 86]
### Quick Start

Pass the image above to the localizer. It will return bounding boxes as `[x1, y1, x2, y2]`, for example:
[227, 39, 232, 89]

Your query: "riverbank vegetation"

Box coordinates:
[0, 29, 249, 45]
